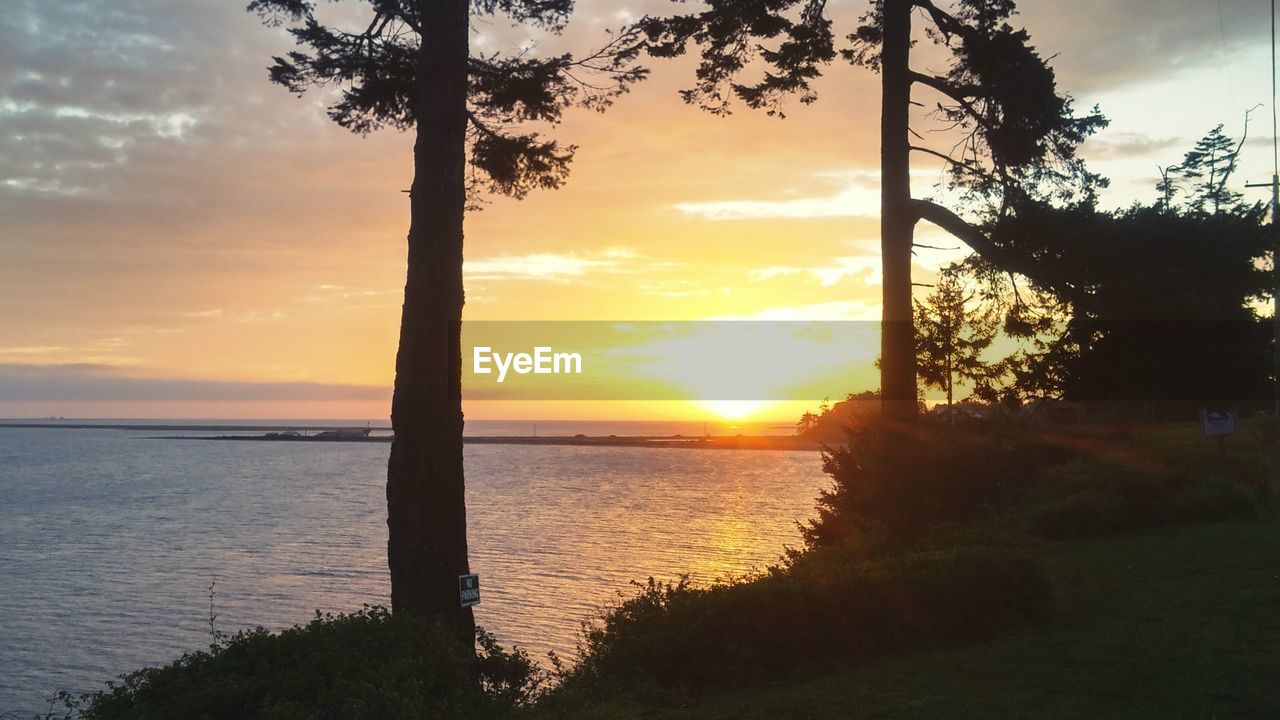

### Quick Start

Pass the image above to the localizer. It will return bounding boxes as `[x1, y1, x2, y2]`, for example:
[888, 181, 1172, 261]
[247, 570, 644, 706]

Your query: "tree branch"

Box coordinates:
[911, 0, 969, 41]
[466, 110, 503, 140]
[910, 199, 1038, 280]
[910, 144, 988, 179]
[909, 71, 984, 105]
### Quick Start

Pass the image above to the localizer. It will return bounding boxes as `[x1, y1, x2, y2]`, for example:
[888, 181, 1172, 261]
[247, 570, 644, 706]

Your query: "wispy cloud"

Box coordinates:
[744, 300, 882, 322]
[0, 340, 137, 366]
[1082, 131, 1183, 161]
[464, 248, 641, 282]
[175, 308, 287, 323]
[0, 345, 71, 357]
[674, 172, 882, 221]
[750, 255, 882, 287]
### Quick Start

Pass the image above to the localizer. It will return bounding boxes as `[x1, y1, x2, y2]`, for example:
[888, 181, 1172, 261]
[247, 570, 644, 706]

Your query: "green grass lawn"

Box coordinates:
[540, 509, 1280, 719]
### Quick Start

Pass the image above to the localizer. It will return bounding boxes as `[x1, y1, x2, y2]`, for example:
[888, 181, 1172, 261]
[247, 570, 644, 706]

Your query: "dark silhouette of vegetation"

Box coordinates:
[566, 422, 1272, 697]
[558, 547, 1049, 692]
[914, 268, 1003, 410]
[248, 0, 645, 639]
[545, 508, 1280, 719]
[1014, 426, 1272, 540]
[803, 423, 1072, 548]
[640, 0, 1105, 429]
[952, 126, 1272, 414]
[795, 390, 880, 442]
[1158, 123, 1245, 214]
[802, 414, 1271, 556]
[53, 608, 541, 720]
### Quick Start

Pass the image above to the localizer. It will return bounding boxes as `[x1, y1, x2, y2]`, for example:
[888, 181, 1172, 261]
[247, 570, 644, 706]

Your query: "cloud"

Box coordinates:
[0, 2, 236, 199]
[674, 171, 882, 221]
[1016, 0, 1268, 94]
[0, 339, 139, 366]
[670, 167, 964, 222]
[751, 255, 882, 287]
[732, 301, 882, 322]
[464, 248, 640, 282]
[1081, 132, 1185, 161]
[0, 363, 387, 403]
[0, 345, 70, 357]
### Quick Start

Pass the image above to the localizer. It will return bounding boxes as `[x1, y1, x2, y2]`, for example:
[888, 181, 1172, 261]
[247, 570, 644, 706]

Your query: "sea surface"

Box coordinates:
[0, 421, 825, 717]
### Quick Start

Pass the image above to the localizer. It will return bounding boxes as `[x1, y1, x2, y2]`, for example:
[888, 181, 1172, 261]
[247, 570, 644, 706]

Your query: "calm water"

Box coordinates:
[0, 424, 824, 716]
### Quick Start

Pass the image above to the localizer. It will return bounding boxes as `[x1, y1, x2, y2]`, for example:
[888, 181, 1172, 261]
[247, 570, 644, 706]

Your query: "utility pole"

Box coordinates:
[1247, 0, 1280, 421]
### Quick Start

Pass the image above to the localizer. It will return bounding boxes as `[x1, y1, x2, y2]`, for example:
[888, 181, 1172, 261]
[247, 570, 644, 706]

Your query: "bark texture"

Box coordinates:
[879, 0, 919, 428]
[386, 0, 475, 645]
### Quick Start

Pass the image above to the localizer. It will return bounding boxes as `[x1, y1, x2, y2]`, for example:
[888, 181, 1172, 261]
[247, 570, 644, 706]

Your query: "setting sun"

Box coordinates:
[700, 400, 774, 421]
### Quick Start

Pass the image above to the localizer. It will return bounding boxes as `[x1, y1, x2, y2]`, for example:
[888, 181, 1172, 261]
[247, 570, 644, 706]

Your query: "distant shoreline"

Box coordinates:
[0, 423, 821, 451]
[0, 422, 391, 432]
[162, 434, 822, 452]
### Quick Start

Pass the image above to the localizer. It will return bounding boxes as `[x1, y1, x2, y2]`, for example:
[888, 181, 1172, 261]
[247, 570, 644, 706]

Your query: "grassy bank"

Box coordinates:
[537, 508, 1280, 719]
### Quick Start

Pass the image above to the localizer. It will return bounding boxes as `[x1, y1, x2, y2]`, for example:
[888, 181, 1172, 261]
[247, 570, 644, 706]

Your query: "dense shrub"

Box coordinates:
[803, 424, 1073, 548]
[1019, 431, 1270, 539]
[1169, 479, 1259, 524]
[564, 546, 1050, 691]
[58, 608, 541, 720]
[1020, 488, 1129, 540]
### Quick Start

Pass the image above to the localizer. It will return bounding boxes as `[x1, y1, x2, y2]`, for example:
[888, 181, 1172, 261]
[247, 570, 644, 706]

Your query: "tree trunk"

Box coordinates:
[386, 0, 475, 647]
[945, 314, 954, 412]
[879, 0, 918, 430]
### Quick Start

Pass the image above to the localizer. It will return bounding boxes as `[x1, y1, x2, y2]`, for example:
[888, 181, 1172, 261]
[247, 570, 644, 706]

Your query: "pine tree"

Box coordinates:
[1163, 125, 1245, 214]
[914, 269, 1001, 412]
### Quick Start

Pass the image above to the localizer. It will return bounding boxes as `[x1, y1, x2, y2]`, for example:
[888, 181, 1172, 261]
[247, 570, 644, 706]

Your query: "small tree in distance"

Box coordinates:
[1159, 124, 1246, 215]
[914, 268, 1001, 413]
[248, 0, 646, 644]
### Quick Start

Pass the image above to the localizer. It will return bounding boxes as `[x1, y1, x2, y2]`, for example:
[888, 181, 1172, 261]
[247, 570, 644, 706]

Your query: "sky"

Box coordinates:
[0, 0, 1276, 421]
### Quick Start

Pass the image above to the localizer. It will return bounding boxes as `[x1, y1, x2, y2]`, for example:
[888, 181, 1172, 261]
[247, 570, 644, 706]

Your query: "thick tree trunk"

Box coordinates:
[386, 0, 475, 646]
[879, 0, 918, 429]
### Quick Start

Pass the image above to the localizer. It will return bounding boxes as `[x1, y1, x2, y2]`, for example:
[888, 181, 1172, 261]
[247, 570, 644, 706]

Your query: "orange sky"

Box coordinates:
[0, 0, 1276, 420]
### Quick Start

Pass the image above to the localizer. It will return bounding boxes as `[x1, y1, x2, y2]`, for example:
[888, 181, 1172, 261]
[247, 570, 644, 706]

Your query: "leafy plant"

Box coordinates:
[563, 546, 1050, 691]
[59, 608, 542, 720]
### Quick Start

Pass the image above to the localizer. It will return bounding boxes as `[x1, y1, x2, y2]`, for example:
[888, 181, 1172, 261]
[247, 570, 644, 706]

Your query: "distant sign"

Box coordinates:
[1201, 410, 1238, 437]
[459, 573, 480, 608]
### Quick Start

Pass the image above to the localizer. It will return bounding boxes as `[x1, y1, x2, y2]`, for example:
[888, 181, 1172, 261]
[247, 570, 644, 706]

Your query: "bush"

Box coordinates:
[1021, 488, 1129, 540]
[59, 608, 541, 720]
[564, 546, 1050, 691]
[803, 424, 1073, 549]
[1020, 440, 1267, 539]
[1169, 479, 1259, 524]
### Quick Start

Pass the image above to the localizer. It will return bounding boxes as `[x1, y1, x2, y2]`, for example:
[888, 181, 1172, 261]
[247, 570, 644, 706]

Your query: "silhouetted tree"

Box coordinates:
[641, 0, 1105, 431]
[795, 390, 880, 441]
[249, 0, 645, 642]
[954, 128, 1272, 414]
[1162, 125, 1246, 215]
[993, 205, 1270, 413]
[914, 268, 1001, 411]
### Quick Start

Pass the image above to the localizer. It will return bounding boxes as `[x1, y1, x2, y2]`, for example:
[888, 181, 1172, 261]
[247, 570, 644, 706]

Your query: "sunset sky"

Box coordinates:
[1, 0, 1276, 420]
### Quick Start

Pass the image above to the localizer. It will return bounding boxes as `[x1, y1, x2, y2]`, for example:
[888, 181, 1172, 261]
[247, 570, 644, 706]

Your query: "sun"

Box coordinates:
[698, 400, 772, 421]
